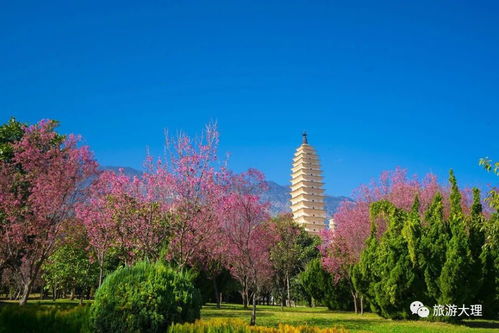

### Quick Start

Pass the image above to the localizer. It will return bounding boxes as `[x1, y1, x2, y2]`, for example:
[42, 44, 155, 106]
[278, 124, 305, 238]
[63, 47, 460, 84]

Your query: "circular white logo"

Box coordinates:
[410, 301, 424, 314]
[417, 306, 430, 318]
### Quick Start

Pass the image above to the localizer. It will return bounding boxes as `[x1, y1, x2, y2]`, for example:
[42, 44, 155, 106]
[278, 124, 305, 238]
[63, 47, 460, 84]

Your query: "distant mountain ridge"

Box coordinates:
[103, 166, 351, 217]
[102, 166, 143, 177]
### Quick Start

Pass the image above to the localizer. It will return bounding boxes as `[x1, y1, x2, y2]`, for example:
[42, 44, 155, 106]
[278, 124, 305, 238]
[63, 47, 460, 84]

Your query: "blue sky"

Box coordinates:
[1, 1, 498, 196]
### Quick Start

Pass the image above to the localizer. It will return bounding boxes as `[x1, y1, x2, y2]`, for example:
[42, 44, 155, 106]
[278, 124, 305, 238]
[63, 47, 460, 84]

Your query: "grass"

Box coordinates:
[201, 303, 499, 333]
[0, 299, 497, 332]
[0, 301, 89, 333]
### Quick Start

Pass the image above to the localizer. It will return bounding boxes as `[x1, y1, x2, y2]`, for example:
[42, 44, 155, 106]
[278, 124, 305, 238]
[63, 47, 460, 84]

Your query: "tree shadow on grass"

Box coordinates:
[204, 303, 249, 311]
[461, 319, 499, 329]
[3, 301, 85, 310]
[272, 317, 379, 331]
[203, 311, 273, 318]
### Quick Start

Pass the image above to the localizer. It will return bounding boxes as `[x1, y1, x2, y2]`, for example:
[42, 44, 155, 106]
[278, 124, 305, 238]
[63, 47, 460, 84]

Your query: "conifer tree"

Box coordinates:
[363, 200, 421, 319]
[421, 192, 449, 302]
[467, 188, 485, 300]
[352, 211, 380, 315]
[477, 158, 499, 318]
[402, 195, 422, 267]
[402, 196, 427, 304]
[449, 169, 463, 219]
[477, 225, 499, 318]
[439, 171, 474, 316]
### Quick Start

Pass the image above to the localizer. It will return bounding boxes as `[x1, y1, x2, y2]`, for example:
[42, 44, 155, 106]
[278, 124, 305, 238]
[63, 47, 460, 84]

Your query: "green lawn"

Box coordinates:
[1, 300, 497, 332]
[201, 303, 499, 333]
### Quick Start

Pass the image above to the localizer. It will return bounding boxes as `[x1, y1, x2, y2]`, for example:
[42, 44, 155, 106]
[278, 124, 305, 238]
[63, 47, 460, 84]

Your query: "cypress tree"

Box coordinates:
[421, 192, 449, 303]
[402, 195, 427, 304]
[439, 171, 474, 319]
[468, 188, 485, 302]
[477, 158, 499, 318]
[366, 200, 421, 319]
[475, 203, 499, 318]
[403, 195, 421, 266]
[477, 228, 499, 318]
[449, 169, 462, 218]
[352, 208, 381, 315]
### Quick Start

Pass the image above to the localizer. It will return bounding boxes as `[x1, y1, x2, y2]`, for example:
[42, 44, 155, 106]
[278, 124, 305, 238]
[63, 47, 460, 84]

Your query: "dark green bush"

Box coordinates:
[89, 261, 201, 333]
[0, 303, 89, 333]
[299, 258, 353, 311]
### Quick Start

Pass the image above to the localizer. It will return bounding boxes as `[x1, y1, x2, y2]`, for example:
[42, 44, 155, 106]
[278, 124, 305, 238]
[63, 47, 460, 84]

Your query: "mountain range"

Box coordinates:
[103, 166, 351, 217]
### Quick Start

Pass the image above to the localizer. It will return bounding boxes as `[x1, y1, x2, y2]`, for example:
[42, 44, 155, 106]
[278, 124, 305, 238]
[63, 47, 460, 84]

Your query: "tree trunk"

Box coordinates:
[351, 291, 358, 314]
[213, 278, 221, 308]
[19, 279, 34, 306]
[250, 291, 257, 326]
[243, 281, 249, 309]
[360, 295, 364, 315]
[286, 273, 291, 307]
[98, 263, 104, 288]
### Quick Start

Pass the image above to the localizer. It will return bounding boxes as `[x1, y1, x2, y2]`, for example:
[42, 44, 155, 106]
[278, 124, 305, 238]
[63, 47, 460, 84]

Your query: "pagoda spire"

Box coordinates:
[302, 132, 308, 144]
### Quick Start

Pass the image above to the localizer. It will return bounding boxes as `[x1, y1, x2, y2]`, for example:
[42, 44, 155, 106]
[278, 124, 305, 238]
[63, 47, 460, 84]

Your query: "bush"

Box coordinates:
[299, 259, 352, 311]
[0, 303, 89, 333]
[168, 319, 349, 333]
[89, 261, 201, 333]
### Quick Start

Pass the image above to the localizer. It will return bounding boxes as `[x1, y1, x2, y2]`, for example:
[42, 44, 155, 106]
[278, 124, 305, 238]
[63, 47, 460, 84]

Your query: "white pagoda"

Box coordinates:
[290, 133, 327, 235]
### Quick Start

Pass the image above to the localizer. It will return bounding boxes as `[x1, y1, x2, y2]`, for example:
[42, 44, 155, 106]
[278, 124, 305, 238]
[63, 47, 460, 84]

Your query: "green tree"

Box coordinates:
[43, 243, 98, 303]
[298, 258, 352, 310]
[90, 261, 201, 333]
[467, 188, 486, 301]
[352, 168, 495, 320]
[0, 117, 25, 162]
[352, 203, 381, 315]
[420, 192, 449, 302]
[477, 225, 499, 318]
[477, 157, 499, 318]
[438, 171, 474, 318]
[42, 222, 99, 303]
[269, 214, 319, 307]
[367, 200, 423, 319]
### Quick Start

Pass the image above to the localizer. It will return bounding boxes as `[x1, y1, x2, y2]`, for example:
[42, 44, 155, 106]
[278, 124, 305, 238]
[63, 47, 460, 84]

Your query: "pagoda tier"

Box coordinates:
[290, 133, 327, 235]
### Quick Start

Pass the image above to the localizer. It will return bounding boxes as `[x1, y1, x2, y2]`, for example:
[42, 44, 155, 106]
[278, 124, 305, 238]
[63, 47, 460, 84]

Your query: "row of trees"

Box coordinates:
[0, 118, 324, 325]
[321, 169, 498, 319]
[1, 117, 496, 323]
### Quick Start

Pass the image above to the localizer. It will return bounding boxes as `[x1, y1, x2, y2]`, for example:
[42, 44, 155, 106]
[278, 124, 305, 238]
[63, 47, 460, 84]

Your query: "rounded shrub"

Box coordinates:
[89, 261, 201, 333]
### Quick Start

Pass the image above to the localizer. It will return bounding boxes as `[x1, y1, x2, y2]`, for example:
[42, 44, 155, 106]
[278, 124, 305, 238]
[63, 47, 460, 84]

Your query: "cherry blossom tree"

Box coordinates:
[220, 169, 274, 325]
[77, 124, 230, 283]
[0, 120, 97, 305]
[143, 125, 230, 270]
[76, 169, 170, 286]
